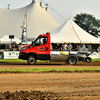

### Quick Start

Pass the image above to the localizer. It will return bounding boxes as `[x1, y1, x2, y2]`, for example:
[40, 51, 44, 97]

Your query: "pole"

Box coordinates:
[26, 10, 27, 44]
[11, 38, 12, 45]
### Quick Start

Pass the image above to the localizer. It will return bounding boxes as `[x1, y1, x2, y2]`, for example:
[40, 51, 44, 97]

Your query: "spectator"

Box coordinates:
[75, 44, 78, 51]
[75, 44, 80, 51]
[12, 44, 16, 50]
[15, 43, 19, 50]
[62, 42, 67, 51]
[86, 44, 89, 48]
[78, 45, 81, 49]
[88, 44, 92, 51]
[55, 43, 61, 50]
[68, 42, 72, 51]
[73, 43, 76, 50]
[19, 43, 22, 50]
[97, 46, 100, 52]
[81, 43, 86, 48]
[16, 46, 20, 51]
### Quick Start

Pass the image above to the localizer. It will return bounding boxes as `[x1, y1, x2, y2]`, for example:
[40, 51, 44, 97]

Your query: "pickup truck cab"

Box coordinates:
[19, 33, 91, 65]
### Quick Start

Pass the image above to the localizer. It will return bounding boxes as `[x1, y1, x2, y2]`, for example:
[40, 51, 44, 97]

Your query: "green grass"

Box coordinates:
[92, 59, 100, 62]
[0, 59, 27, 63]
[0, 68, 100, 72]
[0, 59, 50, 63]
[0, 59, 100, 63]
[0, 59, 100, 72]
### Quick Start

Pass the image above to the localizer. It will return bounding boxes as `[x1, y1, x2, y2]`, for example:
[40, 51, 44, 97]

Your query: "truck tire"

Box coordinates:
[68, 56, 77, 65]
[85, 57, 91, 63]
[27, 56, 36, 65]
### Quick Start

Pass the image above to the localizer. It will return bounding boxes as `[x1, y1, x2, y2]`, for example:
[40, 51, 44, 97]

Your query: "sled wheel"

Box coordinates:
[85, 57, 91, 63]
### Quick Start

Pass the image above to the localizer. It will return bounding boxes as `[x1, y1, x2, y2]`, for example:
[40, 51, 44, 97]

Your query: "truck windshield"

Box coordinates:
[31, 36, 48, 46]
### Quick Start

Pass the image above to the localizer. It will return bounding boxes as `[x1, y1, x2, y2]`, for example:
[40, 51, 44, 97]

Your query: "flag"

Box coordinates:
[21, 12, 27, 43]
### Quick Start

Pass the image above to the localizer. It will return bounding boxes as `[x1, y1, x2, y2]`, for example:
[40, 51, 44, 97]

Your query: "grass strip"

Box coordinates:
[0, 59, 27, 63]
[0, 59, 50, 63]
[0, 59, 100, 63]
[92, 59, 100, 62]
[0, 68, 100, 72]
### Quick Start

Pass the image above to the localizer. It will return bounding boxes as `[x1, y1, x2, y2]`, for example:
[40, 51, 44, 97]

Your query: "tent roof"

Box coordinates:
[0, 0, 60, 39]
[0, 35, 21, 43]
[51, 18, 100, 43]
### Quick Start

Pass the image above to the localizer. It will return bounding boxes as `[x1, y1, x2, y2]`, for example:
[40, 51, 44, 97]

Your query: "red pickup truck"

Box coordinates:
[19, 33, 91, 65]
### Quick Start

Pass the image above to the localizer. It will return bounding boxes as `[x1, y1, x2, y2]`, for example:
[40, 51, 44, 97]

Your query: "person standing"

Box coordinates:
[81, 43, 86, 48]
[55, 43, 61, 51]
[62, 42, 67, 51]
[68, 42, 73, 51]
[12, 44, 16, 50]
[88, 44, 92, 51]
[97, 46, 100, 52]
[15, 43, 18, 50]
[19, 43, 22, 50]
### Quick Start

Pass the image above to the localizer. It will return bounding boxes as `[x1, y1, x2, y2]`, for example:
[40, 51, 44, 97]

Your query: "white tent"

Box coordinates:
[0, 0, 60, 39]
[51, 18, 100, 43]
[0, 35, 21, 43]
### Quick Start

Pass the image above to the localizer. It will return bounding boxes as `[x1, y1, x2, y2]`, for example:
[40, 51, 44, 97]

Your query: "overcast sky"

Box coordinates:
[0, 0, 99, 24]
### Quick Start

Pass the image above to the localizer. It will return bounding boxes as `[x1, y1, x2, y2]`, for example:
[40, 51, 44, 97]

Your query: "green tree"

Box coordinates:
[74, 13, 100, 37]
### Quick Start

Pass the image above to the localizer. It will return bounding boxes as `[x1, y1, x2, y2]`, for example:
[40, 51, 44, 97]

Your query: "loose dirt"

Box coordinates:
[0, 62, 100, 100]
[0, 61, 100, 69]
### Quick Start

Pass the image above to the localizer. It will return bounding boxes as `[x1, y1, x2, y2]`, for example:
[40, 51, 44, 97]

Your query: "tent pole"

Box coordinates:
[26, 10, 27, 44]
[10, 38, 12, 50]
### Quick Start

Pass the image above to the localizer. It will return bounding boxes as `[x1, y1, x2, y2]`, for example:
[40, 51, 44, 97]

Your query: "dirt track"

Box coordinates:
[0, 62, 100, 100]
[0, 61, 100, 69]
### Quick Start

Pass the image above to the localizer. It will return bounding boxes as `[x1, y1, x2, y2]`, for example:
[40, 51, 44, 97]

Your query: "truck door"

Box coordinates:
[33, 36, 50, 60]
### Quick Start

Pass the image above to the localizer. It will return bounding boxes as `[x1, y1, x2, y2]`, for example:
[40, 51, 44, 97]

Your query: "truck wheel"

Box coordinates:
[68, 56, 77, 65]
[27, 56, 36, 65]
[85, 57, 91, 63]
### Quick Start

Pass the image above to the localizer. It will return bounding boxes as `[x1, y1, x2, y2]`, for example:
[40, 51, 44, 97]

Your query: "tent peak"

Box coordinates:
[51, 18, 100, 43]
[32, 0, 38, 3]
[68, 18, 72, 20]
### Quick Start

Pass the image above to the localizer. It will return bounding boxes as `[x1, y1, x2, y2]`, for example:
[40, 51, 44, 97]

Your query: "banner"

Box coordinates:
[4, 51, 19, 59]
[51, 51, 77, 55]
[89, 52, 100, 59]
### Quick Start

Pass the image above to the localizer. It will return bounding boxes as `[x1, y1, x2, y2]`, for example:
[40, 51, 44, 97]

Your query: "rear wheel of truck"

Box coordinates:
[27, 56, 36, 65]
[85, 57, 91, 63]
[68, 56, 77, 65]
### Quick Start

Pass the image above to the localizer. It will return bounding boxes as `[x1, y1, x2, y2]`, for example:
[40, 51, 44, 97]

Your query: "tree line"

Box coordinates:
[74, 13, 100, 37]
